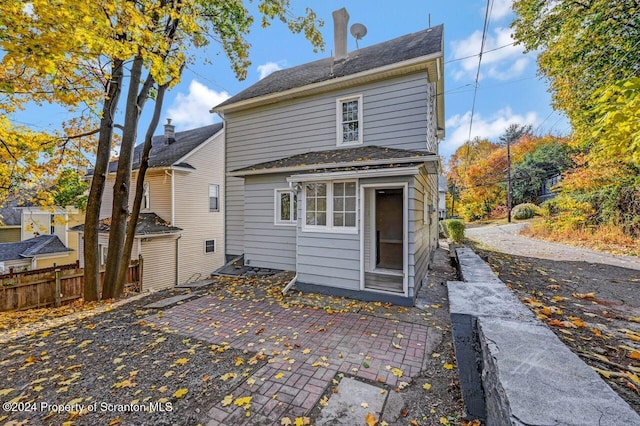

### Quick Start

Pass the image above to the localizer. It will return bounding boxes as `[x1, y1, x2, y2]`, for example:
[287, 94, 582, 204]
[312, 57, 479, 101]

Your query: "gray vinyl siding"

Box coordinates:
[297, 230, 360, 291]
[225, 72, 435, 256]
[410, 168, 438, 297]
[243, 174, 296, 270]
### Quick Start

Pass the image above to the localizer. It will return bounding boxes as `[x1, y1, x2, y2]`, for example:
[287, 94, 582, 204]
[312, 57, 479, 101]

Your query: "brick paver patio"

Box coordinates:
[148, 293, 431, 425]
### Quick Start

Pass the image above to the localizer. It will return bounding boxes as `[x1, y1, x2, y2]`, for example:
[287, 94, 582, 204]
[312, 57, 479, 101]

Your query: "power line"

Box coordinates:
[444, 42, 516, 64]
[465, 0, 494, 163]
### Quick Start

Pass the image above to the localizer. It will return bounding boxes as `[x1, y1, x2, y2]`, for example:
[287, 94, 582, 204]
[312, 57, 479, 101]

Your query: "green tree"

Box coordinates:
[2, 0, 324, 300]
[511, 0, 640, 128]
[511, 142, 573, 205]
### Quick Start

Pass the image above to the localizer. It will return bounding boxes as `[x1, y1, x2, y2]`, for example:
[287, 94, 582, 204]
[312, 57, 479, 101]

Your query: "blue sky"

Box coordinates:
[12, 0, 569, 162]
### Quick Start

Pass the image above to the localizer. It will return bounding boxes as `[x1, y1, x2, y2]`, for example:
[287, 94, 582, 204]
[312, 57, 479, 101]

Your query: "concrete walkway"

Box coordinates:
[466, 223, 640, 271]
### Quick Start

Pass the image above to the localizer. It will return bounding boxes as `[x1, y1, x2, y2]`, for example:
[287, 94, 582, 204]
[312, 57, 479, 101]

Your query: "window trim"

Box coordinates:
[204, 239, 216, 254]
[336, 94, 363, 146]
[302, 179, 358, 234]
[274, 188, 297, 226]
[209, 184, 220, 212]
[142, 182, 150, 210]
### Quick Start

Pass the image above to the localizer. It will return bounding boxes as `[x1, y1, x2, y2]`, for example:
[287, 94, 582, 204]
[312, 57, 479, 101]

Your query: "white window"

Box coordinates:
[332, 181, 357, 227]
[303, 180, 357, 232]
[204, 239, 216, 254]
[336, 95, 363, 146]
[209, 184, 219, 212]
[275, 189, 297, 225]
[142, 182, 150, 210]
[305, 183, 327, 226]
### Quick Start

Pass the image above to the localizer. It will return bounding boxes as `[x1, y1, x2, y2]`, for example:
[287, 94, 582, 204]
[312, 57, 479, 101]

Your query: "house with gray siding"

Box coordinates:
[213, 8, 444, 305]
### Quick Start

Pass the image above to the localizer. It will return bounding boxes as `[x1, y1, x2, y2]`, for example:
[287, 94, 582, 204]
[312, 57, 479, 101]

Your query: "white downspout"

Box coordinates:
[282, 183, 299, 295]
[175, 234, 182, 286]
[165, 169, 175, 225]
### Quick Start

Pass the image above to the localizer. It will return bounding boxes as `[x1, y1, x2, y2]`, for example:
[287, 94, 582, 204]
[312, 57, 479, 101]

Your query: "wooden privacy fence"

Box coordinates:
[0, 258, 142, 312]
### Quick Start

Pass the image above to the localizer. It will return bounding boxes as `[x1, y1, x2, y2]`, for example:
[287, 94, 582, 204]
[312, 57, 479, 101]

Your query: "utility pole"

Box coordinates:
[507, 138, 512, 223]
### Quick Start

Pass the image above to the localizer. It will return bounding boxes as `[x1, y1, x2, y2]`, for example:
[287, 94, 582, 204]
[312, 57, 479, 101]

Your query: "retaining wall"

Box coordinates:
[449, 246, 640, 425]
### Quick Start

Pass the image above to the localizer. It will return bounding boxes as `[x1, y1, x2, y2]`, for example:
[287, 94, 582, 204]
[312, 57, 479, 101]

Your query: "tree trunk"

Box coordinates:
[114, 83, 167, 296]
[83, 59, 124, 302]
[102, 56, 146, 299]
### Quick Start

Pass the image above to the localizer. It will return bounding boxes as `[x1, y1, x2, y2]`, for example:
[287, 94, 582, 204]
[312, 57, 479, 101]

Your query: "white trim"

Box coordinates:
[301, 180, 358, 234]
[273, 188, 297, 226]
[204, 238, 216, 254]
[336, 94, 363, 146]
[172, 127, 224, 165]
[359, 182, 408, 297]
[288, 167, 422, 183]
[212, 52, 443, 114]
[230, 156, 436, 177]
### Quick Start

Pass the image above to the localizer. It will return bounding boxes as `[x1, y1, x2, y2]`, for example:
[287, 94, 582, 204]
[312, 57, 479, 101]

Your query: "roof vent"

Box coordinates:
[164, 118, 176, 144]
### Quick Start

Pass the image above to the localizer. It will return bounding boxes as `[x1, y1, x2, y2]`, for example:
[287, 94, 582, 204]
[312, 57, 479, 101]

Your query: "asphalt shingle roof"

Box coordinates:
[106, 123, 223, 173]
[215, 25, 443, 109]
[0, 235, 72, 262]
[231, 145, 435, 175]
[71, 212, 181, 236]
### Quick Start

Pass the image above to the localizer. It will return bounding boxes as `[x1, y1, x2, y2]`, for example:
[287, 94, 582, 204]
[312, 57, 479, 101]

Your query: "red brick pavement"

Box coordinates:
[148, 294, 430, 425]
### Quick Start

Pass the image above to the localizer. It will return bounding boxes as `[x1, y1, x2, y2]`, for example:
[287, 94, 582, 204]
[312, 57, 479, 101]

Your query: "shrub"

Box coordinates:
[445, 219, 465, 242]
[511, 203, 539, 220]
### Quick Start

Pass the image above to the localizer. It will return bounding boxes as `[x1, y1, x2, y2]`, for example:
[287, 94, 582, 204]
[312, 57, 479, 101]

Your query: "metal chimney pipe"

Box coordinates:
[332, 8, 349, 59]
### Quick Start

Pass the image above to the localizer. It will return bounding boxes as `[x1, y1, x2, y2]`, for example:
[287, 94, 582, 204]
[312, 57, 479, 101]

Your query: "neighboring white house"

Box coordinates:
[213, 8, 444, 305]
[73, 121, 225, 292]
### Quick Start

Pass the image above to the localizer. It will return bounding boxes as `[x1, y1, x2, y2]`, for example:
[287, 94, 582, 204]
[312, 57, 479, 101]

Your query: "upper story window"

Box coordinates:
[336, 95, 363, 146]
[303, 180, 357, 233]
[142, 182, 150, 210]
[275, 189, 297, 225]
[209, 184, 220, 212]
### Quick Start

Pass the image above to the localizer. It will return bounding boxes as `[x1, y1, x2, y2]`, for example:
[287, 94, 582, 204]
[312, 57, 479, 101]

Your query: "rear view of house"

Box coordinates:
[214, 8, 444, 305]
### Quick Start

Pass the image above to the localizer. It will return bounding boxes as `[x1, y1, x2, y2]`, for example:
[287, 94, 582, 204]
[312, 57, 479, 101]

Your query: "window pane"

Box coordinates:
[306, 197, 315, 212]
[280, 192, 290, 221]
[317, 183, 326, 196]
[317, 212, 326, 226]
[334, 197, 344, 211]
[345, 213, 356, 227]
[306, 212, 315, 226]
[334, 182, 344, 196]
[317, 197, 326, 212]
[210, 197, 218, 211]
[209, 184, 219, 197]
[345, 182, 356, 195]
[334, 213, 343, 227]
[345, 197, 356, 212]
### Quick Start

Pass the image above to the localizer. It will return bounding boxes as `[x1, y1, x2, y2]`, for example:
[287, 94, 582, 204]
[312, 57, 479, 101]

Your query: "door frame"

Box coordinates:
[359, 182, 408, 296]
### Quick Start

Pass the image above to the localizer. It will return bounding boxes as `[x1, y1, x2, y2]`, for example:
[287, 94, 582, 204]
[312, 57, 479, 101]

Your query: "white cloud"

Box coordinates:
[488, 0, 514, 21]
[166, 80, 229, 129]
[449, 27, 529, 81]
[257, 61, 286, 80]
[441, 107, 539, 157]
